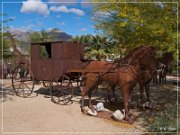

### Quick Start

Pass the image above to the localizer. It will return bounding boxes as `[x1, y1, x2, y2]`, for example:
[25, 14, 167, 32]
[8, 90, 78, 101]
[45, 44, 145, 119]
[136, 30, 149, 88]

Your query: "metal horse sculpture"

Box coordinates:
[109, 51, 173, 104]
[80, 45, 157, 122]
[138, 52, 173, 103]
[158, 52, 173, 84]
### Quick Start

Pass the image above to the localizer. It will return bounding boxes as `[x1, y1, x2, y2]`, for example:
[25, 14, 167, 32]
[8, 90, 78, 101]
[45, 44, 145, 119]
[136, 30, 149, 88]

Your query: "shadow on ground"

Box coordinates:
[0, 80, 15, 102]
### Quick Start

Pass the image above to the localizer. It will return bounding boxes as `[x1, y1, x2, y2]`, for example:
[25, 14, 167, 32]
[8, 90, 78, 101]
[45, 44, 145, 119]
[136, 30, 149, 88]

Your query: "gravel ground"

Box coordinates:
[0, 75, 179, 135]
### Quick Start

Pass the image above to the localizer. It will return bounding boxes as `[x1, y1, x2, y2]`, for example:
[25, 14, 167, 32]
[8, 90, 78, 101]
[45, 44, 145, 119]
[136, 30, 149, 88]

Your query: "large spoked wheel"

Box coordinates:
[50, 75, 73, 105]
[12, 64, 34, 97]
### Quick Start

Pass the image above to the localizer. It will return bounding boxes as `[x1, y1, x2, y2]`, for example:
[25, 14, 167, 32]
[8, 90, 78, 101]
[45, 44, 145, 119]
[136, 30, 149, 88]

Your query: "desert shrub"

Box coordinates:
[149, 103, 179, 133]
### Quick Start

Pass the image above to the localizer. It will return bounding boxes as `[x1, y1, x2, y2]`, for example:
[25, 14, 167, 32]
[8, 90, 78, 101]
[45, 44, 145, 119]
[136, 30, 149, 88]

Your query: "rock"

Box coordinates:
[95, 102, 105, 112]
[111, 110, 125, 121]
[155, 105, 161, 111]
[147, 117, 155, 124]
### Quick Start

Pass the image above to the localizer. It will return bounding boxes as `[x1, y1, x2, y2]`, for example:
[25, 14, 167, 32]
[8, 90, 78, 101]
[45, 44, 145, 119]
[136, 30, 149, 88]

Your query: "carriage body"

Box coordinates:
[12, 41, 85, 98]
[31, 41, 84, 81]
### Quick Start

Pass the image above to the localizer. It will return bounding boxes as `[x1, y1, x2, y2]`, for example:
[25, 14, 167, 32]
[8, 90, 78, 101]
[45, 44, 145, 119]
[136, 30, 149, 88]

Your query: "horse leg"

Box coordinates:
[88, 90, 93, 108]
[107, 84, 116, 102]
[81, 96, 85, 112]
[164, 74, 167, 84]
[80, 86, 89, 113]
[159, 75, 162, 84]
[80, 73, 99, 112]
[139, 84, 144, 103]
[112, 85, 116, 101]
[128, 88, 134, 108]
[162, 76, 164, 84]
[162, 73, 166, 84]
[122, 90, 133, 122]
[153, 75, 158, 85]
[107, 88, 111, 102]
[145, 85, 150, 102]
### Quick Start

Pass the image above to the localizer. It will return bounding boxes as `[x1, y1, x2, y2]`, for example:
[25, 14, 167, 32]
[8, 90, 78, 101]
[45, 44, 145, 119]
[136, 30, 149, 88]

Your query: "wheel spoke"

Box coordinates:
[16, 83, 22, 93]
[50, 75, 74, 105]
[12, 64, 34, 97]
[23, 82, 31, 90]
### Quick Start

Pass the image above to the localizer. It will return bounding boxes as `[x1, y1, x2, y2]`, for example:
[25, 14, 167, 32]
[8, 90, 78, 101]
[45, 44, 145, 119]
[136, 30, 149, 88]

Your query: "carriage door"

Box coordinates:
[40, 43, 52, 80]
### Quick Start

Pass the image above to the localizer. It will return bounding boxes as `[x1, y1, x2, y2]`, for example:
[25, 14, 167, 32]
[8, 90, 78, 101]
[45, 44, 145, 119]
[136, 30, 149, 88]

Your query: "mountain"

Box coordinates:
[9, 29, 31, 42]
[8, 28, 73, 55]
[47, 28, 72, 41]
[9, 28, 72, 42]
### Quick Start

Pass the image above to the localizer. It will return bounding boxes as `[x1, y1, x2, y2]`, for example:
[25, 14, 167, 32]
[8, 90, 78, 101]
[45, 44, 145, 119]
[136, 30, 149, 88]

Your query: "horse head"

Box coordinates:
[124, 45, 156, 68]
[160, 52, 173, 73]
[139, 46, 158, 68]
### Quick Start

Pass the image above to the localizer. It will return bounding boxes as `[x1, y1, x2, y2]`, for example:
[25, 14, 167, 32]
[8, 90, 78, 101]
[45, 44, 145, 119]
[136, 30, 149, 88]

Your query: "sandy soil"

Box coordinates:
[0, 76, 179, 135]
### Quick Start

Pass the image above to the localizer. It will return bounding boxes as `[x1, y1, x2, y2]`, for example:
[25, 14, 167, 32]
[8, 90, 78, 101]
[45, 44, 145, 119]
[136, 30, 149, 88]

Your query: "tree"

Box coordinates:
[0, 14, 14, 59]
[92, 0, 178, 57]
[29, 29, 49, 43]
[73, 34, 116, 60]
[29, 28, 61, 43]
[40, 29, 49, 42]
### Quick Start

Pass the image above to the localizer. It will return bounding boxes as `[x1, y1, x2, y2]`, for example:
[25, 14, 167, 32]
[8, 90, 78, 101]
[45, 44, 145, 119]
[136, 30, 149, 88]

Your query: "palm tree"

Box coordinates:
[73, 35, 92, 45]
[73, 34, 118, 60]
[88, 35, 116, 60]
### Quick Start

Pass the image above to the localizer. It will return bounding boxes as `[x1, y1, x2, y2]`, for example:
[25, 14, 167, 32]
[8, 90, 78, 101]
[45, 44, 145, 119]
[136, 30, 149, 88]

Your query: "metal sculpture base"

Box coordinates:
[83, 109, 136, 124]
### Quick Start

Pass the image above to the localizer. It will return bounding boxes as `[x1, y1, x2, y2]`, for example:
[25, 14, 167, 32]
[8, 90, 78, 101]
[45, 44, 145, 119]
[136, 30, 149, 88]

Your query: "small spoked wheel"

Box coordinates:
[50, 75, 73, 105]
[12, 64, 34, 97]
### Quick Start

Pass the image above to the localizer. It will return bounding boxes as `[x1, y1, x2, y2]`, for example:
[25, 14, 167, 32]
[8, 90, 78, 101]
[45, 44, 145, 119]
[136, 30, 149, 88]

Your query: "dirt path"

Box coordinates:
[0, 76, 179, 135]
[0, 79, 140, 135]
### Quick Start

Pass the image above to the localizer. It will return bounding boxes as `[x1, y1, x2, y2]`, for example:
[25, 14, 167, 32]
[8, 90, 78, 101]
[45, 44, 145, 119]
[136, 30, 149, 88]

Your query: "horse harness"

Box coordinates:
[95, 62, 138, 85]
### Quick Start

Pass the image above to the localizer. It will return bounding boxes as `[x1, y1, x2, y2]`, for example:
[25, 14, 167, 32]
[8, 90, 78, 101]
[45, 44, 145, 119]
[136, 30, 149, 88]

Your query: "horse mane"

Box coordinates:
[122, 45, 155, 65]
[160, 52, 173, 65]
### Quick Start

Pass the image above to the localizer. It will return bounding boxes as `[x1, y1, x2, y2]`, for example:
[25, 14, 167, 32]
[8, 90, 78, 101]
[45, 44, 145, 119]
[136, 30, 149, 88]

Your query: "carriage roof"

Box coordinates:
[31, 41, 64, 45]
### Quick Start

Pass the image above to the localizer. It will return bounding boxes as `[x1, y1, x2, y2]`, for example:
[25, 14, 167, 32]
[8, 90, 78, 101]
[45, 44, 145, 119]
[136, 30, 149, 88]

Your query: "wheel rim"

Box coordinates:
[12, 64, 34, 97]
[50, 75, 73, 105]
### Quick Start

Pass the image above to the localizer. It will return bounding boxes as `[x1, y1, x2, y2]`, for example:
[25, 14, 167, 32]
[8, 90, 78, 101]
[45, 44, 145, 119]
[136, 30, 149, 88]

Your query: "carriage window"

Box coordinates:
[40, 44, 51, 58]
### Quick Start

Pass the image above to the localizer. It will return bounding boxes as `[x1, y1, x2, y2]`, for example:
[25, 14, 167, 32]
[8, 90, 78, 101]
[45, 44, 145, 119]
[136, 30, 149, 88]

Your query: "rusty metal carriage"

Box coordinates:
[12, 41, 84, 102]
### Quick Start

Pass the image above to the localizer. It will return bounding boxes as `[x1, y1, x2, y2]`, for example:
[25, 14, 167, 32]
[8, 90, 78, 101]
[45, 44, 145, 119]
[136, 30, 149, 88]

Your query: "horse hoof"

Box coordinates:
[80, 106, 85, 113]
[110, 98, 116, 102]
[88, 105, 97, 112]
[145, 102, 155, 109]
[137, 102, 146, 110]
[123, 115, 135, 124]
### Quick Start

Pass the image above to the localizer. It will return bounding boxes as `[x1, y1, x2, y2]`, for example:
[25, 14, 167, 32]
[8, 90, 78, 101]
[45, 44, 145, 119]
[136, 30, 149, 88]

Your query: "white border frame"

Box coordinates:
[1, 1, 179, 134]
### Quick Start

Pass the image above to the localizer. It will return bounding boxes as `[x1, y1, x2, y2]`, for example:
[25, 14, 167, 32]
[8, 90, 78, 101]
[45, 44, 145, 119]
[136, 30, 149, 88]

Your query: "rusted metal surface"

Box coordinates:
[31, 41, 84, 81]
[68, 68, 115, 73]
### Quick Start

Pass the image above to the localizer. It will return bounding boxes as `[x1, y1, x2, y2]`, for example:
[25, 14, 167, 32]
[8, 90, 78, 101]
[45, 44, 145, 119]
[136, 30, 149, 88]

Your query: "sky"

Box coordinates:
[2, 0, 97, 36]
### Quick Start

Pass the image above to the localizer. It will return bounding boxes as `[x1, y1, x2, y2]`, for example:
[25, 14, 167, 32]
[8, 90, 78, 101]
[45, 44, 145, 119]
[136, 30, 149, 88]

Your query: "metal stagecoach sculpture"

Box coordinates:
[9, 33, 173, 123]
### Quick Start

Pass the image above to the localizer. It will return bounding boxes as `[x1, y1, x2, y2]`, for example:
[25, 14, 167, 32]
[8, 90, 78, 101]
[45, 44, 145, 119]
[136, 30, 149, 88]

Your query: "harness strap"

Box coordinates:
[118, 64, 138, 81]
